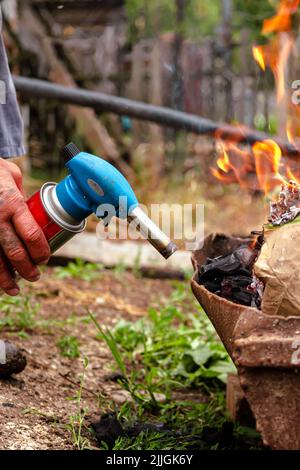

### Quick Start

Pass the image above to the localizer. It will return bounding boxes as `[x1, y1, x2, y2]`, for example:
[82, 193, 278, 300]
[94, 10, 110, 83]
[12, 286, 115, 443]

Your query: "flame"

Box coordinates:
[253, 35, 294, 103]
[286, 165, 300, 183]
[212, 0, 300, 198]
[211, 137, 300, 195]
[287, 104, 300, 143]
[252, 46, 266, 71]
[216, 150, 230, 173]
[253, 140, 285, 194]
[212, 141, 257, 189]
[254, 0, 299, 106]
[262, 0, 300, 34]
[276, 35, 294, 102]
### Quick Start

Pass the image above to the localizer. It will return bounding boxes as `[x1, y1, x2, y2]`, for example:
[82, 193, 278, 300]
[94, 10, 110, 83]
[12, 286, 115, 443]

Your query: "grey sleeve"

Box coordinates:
[0, 9, 25, 158]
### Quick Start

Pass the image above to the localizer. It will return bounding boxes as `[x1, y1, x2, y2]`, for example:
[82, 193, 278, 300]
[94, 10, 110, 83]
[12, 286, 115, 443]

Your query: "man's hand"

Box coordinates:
[0, 158, 50, 296]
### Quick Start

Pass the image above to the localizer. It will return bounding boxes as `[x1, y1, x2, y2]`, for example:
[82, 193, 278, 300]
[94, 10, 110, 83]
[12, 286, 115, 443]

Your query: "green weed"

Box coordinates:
[88, 282, 241, 450]
[113, 261, 127, 278]
[132, 249, 142, 278]
[89, 281, 261, 450]
[103, 298, 235, 390]
[90, 303, 235, 411]
[23, 407, 59, 424]
[0, 294, 39, 331]
[97, 392, 262, 450]
[57, 335, 80, 359]
[54, 258, 103, 281]
[66, 358, 91, 450]
[113, 431, 179, 451]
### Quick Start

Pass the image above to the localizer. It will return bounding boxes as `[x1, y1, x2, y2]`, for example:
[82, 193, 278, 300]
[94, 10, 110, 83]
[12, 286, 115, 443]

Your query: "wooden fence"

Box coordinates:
[123, 32, 275, 130]
[4, 0, 296, 178]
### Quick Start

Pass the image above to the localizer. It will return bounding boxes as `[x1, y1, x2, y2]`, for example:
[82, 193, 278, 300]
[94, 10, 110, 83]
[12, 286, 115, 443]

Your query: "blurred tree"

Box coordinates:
[184, 0, 220, 38]
[232, 0, 277, 39]
[125, 0, 278, 43]
[125, 0, 220, 42]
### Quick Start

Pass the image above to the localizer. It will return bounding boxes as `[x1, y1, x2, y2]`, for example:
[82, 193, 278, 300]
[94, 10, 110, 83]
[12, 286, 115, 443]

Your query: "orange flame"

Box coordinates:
[254, 0, 299, 105]
[212, 0, 300, 197]
[286, 164, 300, 182]
[212, 142, 257, 189]
[253, 35, 294, 103]
[211, 139, 300, 195]
[253, 140, 285, 194]
[262, 0, 300, 34]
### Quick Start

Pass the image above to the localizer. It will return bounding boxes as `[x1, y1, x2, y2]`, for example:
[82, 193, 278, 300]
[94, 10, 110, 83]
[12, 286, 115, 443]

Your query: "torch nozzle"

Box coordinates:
[128, 206, 178, 259]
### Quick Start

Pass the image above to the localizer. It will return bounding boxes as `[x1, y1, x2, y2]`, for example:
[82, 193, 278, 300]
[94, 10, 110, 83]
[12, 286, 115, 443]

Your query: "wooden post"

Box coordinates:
[148, 40, 165, 181]
[127, 41, 146, 147]
[202, 37, 215, 120]
[221, 0, 233, 122]
[172, 0, 186, 111]
[239, 28, 249, 124]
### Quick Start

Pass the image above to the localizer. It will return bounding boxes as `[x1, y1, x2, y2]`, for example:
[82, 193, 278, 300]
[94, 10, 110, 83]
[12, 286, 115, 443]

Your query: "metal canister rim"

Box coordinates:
[40, 182, 87, 233]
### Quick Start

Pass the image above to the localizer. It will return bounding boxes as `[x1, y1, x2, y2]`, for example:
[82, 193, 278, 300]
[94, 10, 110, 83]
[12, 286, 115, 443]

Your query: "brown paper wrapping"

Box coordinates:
[254, 218, 300, 317]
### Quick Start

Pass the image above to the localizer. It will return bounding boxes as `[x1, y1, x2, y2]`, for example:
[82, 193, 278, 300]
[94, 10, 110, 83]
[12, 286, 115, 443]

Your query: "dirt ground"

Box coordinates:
[0, 268, 174, 450]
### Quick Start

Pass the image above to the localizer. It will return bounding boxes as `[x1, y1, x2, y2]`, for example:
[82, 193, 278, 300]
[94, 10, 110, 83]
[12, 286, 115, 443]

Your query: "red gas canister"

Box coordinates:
[26, 182, 86, 253]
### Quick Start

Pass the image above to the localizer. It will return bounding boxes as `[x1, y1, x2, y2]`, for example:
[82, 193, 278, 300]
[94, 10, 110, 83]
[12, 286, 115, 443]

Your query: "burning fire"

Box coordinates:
[252, 46, 266, 71]
[262, 0, 300, 34]
[212, 138, 299, 193]
[253, 140, 285, 194]
[212, 0, 300, 196]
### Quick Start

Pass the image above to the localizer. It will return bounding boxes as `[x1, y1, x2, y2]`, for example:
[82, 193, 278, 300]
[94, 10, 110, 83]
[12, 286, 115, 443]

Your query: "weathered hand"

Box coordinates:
[0, 158, 50, 296]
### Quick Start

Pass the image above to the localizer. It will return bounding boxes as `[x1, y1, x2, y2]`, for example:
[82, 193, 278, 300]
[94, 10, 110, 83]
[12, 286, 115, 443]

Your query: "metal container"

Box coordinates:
[26, 182, 86, 253]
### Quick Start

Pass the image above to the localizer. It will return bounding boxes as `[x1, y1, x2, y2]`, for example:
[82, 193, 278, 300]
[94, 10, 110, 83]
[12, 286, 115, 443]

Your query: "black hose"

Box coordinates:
[13, 75, 300, 157]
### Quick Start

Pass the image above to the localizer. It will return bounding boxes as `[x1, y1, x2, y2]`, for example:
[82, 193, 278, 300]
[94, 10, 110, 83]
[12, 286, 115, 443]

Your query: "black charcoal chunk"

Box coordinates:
[197, 244, 262, 308]
[0, 342, 27, 379]
[92, 413, 124, 448]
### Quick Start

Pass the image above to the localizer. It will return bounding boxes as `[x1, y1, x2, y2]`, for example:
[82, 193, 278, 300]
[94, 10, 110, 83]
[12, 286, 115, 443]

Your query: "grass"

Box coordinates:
[0, 291, 87, 338]
[0, 266, 261, 450]
[109, 393, 229, 450]
[110, 420, 262, 451]
[0, 293, 39, 332]
[87, 282, 262, 450]
[54, 259, 104, 281]
[89, 285, 235, 409]
[132, 249, 142, 278]
[92, 281, 236, 396]
[57, 335, 81, 359]
[66, 357, 92, 450]
[113, 261, 127, 278]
